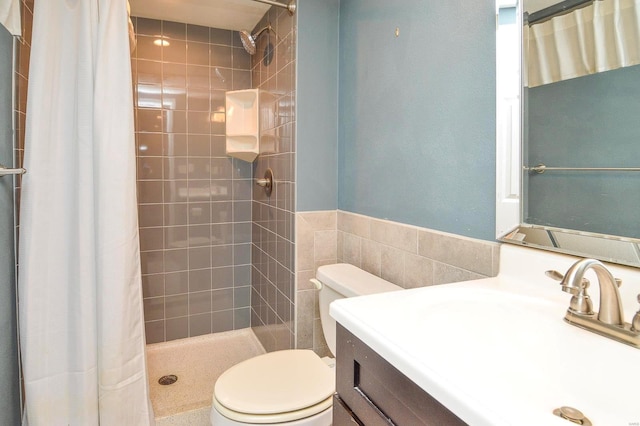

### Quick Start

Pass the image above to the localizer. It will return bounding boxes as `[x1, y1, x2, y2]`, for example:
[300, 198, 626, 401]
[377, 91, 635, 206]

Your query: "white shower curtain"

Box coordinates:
[18, 0, 154, 424]
[527, 0, 640, 87]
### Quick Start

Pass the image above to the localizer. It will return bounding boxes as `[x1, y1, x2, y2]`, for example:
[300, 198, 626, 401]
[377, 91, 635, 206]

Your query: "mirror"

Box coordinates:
[496, 0, 640, 267]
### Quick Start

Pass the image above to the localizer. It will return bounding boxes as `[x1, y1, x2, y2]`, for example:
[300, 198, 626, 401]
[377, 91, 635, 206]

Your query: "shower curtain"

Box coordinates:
[18, 0, 154, 424]
[527, 0, 640, 87]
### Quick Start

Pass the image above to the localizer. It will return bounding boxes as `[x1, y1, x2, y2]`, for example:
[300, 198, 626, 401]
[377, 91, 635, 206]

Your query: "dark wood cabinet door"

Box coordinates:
[334, 324, 467, 426]
[333, 395, 364, 426]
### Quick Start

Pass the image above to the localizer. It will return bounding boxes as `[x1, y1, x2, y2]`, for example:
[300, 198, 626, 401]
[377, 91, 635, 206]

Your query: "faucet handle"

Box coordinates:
[632, 294, 640, 332]
[546, 270, 594, 315]
[615, 277, 622, 288]
[545, 270, 589, 295]
[545, 270, 564, 281]
[567, 281, 594, 315]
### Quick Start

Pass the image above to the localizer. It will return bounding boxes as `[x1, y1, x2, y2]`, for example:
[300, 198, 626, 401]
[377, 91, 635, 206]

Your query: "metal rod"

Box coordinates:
[525, 163, 640, 174]
[526, 0, 594, 25]
[0, 165, 26, 176]
[249, 0, 296, 15]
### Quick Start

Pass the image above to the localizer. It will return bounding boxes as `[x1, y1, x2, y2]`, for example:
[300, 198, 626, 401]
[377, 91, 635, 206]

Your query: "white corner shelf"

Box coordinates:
[226, 89, 259, 162]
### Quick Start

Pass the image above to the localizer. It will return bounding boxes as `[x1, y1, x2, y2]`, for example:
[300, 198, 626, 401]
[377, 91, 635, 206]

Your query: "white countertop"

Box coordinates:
[330, 246, 640, 426]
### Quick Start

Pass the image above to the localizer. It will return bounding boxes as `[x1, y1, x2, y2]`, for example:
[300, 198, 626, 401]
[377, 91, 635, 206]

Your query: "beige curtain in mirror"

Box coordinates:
[526, 0, 640, 87]
[0, 0, 21, 35]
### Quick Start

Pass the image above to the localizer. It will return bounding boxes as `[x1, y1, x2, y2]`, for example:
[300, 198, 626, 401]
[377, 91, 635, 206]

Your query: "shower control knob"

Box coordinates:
[254, 168, 273, 197]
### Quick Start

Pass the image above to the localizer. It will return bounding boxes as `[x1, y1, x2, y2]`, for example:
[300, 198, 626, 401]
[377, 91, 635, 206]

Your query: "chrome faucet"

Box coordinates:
[548, 258, 640, 349]
[560, 258, 624, 325]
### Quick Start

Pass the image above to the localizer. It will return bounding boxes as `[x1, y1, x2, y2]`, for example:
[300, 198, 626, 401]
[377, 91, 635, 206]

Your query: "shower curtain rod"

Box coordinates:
[526, 0, 596, 25]
[250, 0, 296, 15]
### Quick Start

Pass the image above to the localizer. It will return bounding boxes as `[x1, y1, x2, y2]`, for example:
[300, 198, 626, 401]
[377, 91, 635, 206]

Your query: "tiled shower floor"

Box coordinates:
[147, 329, 266, 425]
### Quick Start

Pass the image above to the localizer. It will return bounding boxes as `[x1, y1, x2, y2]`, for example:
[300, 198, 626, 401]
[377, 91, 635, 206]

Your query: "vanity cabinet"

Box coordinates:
[334, 324, 466, 426]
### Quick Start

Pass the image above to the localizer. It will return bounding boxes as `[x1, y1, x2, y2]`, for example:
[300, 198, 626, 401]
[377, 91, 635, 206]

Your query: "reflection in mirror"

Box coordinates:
[496, 0, 522, 237]
[496, 0, 640, 267]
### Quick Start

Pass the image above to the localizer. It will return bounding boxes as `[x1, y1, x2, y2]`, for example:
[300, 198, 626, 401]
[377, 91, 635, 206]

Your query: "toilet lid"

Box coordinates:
[214, 350, 335, 415]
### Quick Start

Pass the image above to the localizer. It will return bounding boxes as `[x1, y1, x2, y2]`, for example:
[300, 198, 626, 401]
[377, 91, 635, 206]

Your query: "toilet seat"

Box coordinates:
[213, 395, 332, 424]
[213, 350, 335, 424]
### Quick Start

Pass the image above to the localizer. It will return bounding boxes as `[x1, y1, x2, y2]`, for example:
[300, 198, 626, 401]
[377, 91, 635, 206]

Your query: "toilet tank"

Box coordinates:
[316, 264, 401, 356]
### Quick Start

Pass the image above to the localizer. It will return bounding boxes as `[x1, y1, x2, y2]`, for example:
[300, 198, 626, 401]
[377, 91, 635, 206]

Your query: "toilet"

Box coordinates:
[211, 263, 402, 425]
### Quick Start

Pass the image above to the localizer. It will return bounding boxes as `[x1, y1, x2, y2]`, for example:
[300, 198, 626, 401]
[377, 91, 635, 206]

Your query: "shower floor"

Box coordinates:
[147, 328, 265, 424]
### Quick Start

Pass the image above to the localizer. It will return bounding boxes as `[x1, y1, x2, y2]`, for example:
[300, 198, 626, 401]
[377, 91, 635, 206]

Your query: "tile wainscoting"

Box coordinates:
[295, 211, 338, 356]
[295, 210, 500, 355]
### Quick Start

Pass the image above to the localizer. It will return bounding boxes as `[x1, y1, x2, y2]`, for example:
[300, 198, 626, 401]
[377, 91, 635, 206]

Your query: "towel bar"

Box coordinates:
[0, 165, 26, 176]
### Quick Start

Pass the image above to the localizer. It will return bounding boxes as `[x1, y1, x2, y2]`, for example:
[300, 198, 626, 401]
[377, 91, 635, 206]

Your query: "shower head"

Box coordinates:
[239, 29, 256, 55]
[238, 24, 274, 55]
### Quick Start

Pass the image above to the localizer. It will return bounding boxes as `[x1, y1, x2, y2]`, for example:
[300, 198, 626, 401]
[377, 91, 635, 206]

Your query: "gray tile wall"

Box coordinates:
[11, 0, 34, 413]
[250, 7, 297, 352]
[2, 4, 27, 421]
[295, 211, 337, 356]
[131, 17, 254, 343]
[13, 0, 32, 238]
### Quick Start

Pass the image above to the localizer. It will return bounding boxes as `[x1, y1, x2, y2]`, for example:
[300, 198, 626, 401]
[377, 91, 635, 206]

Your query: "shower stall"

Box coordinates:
[131, 0, 298, 352]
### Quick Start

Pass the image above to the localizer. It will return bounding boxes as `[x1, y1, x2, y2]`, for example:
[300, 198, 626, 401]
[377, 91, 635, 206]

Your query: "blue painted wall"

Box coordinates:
[0, 26, 21, 425]
[296, 0, 340, 211]
[337, 0, 497, 240]
[525, 65, 640, 238]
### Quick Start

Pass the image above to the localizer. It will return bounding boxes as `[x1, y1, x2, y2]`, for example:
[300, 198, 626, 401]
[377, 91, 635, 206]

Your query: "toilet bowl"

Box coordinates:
[211, 350, 334, 426]
[211, 264, 402, 425]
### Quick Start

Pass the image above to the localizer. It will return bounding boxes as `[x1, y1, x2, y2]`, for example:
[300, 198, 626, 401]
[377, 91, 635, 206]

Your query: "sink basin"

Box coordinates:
[330, 245, 640, 426]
